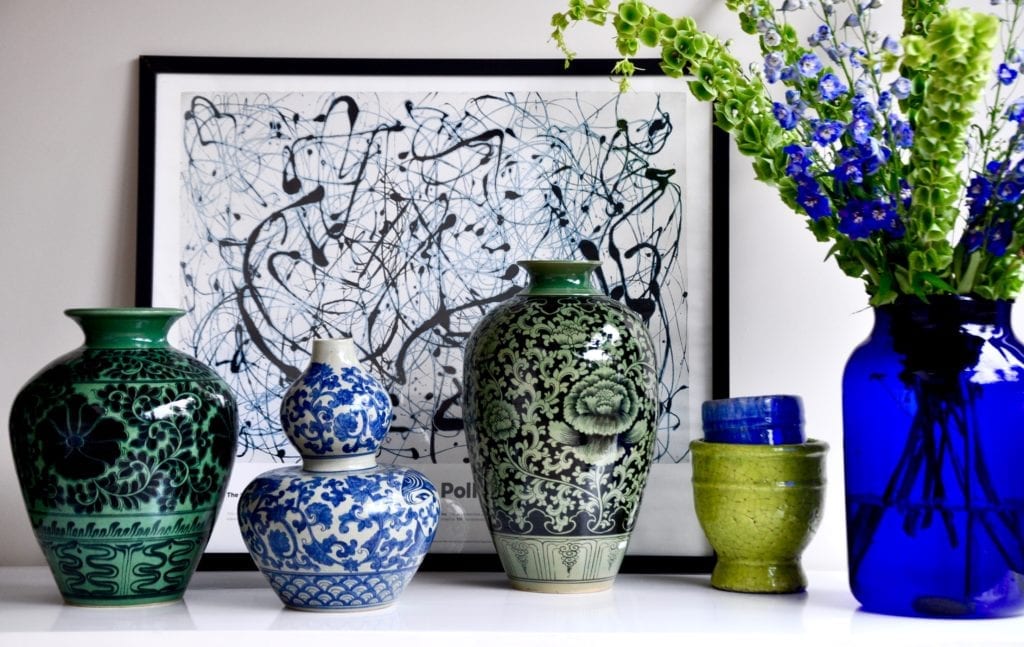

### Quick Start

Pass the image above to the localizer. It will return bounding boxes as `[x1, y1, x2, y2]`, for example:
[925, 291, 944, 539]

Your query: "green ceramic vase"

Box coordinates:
[9, 308, 238, 606]
[463, 260, 658, 593]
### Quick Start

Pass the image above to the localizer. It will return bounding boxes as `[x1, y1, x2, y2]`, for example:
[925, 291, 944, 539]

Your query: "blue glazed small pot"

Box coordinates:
[701, 395, 806, 445]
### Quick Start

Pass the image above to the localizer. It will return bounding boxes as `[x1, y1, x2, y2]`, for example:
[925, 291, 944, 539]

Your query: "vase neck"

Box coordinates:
[309, 338, 359, 367]
[65, 308, 182, 349]
[875, 297, 1013, 333]
[872, 297, 1016, 378]
[302, 454, 377, 473]
[518, 260, 600, 297]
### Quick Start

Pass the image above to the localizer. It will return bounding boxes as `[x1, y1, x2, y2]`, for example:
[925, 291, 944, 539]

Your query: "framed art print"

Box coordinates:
[136, 56, 728, 571]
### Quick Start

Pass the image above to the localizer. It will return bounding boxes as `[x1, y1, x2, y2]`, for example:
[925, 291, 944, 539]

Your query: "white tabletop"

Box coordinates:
[1, 566, 1022, 646]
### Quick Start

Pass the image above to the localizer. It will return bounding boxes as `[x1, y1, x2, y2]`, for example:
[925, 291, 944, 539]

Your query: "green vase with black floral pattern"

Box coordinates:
[9, 308, 237, 606]
[463, 260, 658, 593]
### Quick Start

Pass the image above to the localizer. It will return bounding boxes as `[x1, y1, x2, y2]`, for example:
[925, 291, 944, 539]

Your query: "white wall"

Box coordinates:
[0, 0, 1004, 574]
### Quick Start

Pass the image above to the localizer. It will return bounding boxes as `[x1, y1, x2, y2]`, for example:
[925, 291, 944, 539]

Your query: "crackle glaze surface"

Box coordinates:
[691, 439, 828, 593]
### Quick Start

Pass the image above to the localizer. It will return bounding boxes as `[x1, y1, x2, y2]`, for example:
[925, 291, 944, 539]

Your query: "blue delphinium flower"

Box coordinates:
[797, 184, 833, 220]
[967, 218, 1014, 256]
[889, 116, 914, 148]
[813, 119, 844, 145]
[784, 143, 814, 176]
[849, 116, 874, 145]
[987, 220, 1014, 255]
[773, 102, 799, 130]
[785, 145, 833, 221]
[808, 24, 831, 47]
[819, 73, 849, 101]
[1007, 97, 1024, 122]
[890, 77, 912, 100]
[859, 141, 891, 176]
[838, 198, 904, 240]
[968, 175, 994, 217]
[868, 199, 903, 237]
[838, 201, 871, 239]
[848, 46, 868, 68]
[836, 157, 864, 184]
[798, 53, 823, 78]
[881, 36, 901, 55]
[999, 63, 1019, 85]
[764, 51, 786, 83]
[997, 179, 1024, 203]
[899, 179, 913, 209]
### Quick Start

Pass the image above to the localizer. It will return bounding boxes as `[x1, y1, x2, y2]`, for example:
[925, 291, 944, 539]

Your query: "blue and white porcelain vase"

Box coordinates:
[238, 338, 440, 612]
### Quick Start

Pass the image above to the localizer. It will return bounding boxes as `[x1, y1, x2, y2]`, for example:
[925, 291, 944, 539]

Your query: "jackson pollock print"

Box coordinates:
[177, 88, 693, 476]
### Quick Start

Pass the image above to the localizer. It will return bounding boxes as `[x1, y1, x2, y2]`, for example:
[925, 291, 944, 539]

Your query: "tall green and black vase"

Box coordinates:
[9, 308, 237, 606]
[463, 260, 658, 593]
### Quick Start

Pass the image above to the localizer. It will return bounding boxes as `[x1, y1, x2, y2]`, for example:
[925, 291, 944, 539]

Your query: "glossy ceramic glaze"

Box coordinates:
[239, 338, 439, 611]
[280, 339, 392, 472]
[691, 439, 828, 593]
[9, 308, 238, 606]
[701, 395, 806, 445]
[463, 260, 658, 593]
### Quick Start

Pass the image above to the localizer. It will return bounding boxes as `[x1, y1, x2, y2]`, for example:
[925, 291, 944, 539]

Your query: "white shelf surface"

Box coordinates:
[2, 566, 1023, 646]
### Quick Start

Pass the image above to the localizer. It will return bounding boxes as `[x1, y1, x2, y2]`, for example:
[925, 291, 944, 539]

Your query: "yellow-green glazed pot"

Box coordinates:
[690, 439, 828, 593]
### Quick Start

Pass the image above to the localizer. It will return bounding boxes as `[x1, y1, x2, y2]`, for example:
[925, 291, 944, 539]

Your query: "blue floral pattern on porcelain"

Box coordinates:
[239, 338, 439, 611]
[281, 362, 392, 460]
[239, 465, 439, 610]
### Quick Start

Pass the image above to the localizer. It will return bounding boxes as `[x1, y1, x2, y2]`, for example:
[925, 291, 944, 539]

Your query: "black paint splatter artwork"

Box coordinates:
[179, 90, 691, 465]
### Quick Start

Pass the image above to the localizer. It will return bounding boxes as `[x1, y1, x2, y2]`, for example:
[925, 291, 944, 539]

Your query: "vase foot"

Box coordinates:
[62, 594, 185, 608]
[507, 577, 614, 594]
[711, 559, 806, 593]
[284, 601, 396, 613]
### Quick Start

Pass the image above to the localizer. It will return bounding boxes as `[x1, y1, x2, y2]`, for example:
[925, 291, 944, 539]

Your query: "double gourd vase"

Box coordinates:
[238, 338, 440, 611]
[843, 297, 1024, 618]
[463, 260, 658, 592]
[9, 308, 238, 606]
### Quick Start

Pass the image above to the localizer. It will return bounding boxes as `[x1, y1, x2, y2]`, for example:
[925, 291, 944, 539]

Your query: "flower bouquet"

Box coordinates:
[552, 0, 1024, 618]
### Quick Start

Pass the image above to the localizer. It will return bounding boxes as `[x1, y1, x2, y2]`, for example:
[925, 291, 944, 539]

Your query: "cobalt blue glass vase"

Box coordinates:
[238, 339, 440, 612]
[843, 297, 1024, 618]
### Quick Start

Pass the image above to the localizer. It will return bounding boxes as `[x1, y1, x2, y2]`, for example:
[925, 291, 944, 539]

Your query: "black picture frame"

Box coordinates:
[136, 55, 728, 573]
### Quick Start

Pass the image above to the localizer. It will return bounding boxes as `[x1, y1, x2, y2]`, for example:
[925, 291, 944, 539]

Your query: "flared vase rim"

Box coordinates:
[517, 259, 601, 271]
[64, 307, 186, 318]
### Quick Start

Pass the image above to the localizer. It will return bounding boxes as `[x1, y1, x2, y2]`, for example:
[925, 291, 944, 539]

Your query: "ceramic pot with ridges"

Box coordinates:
[9, 308, 238, 606]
